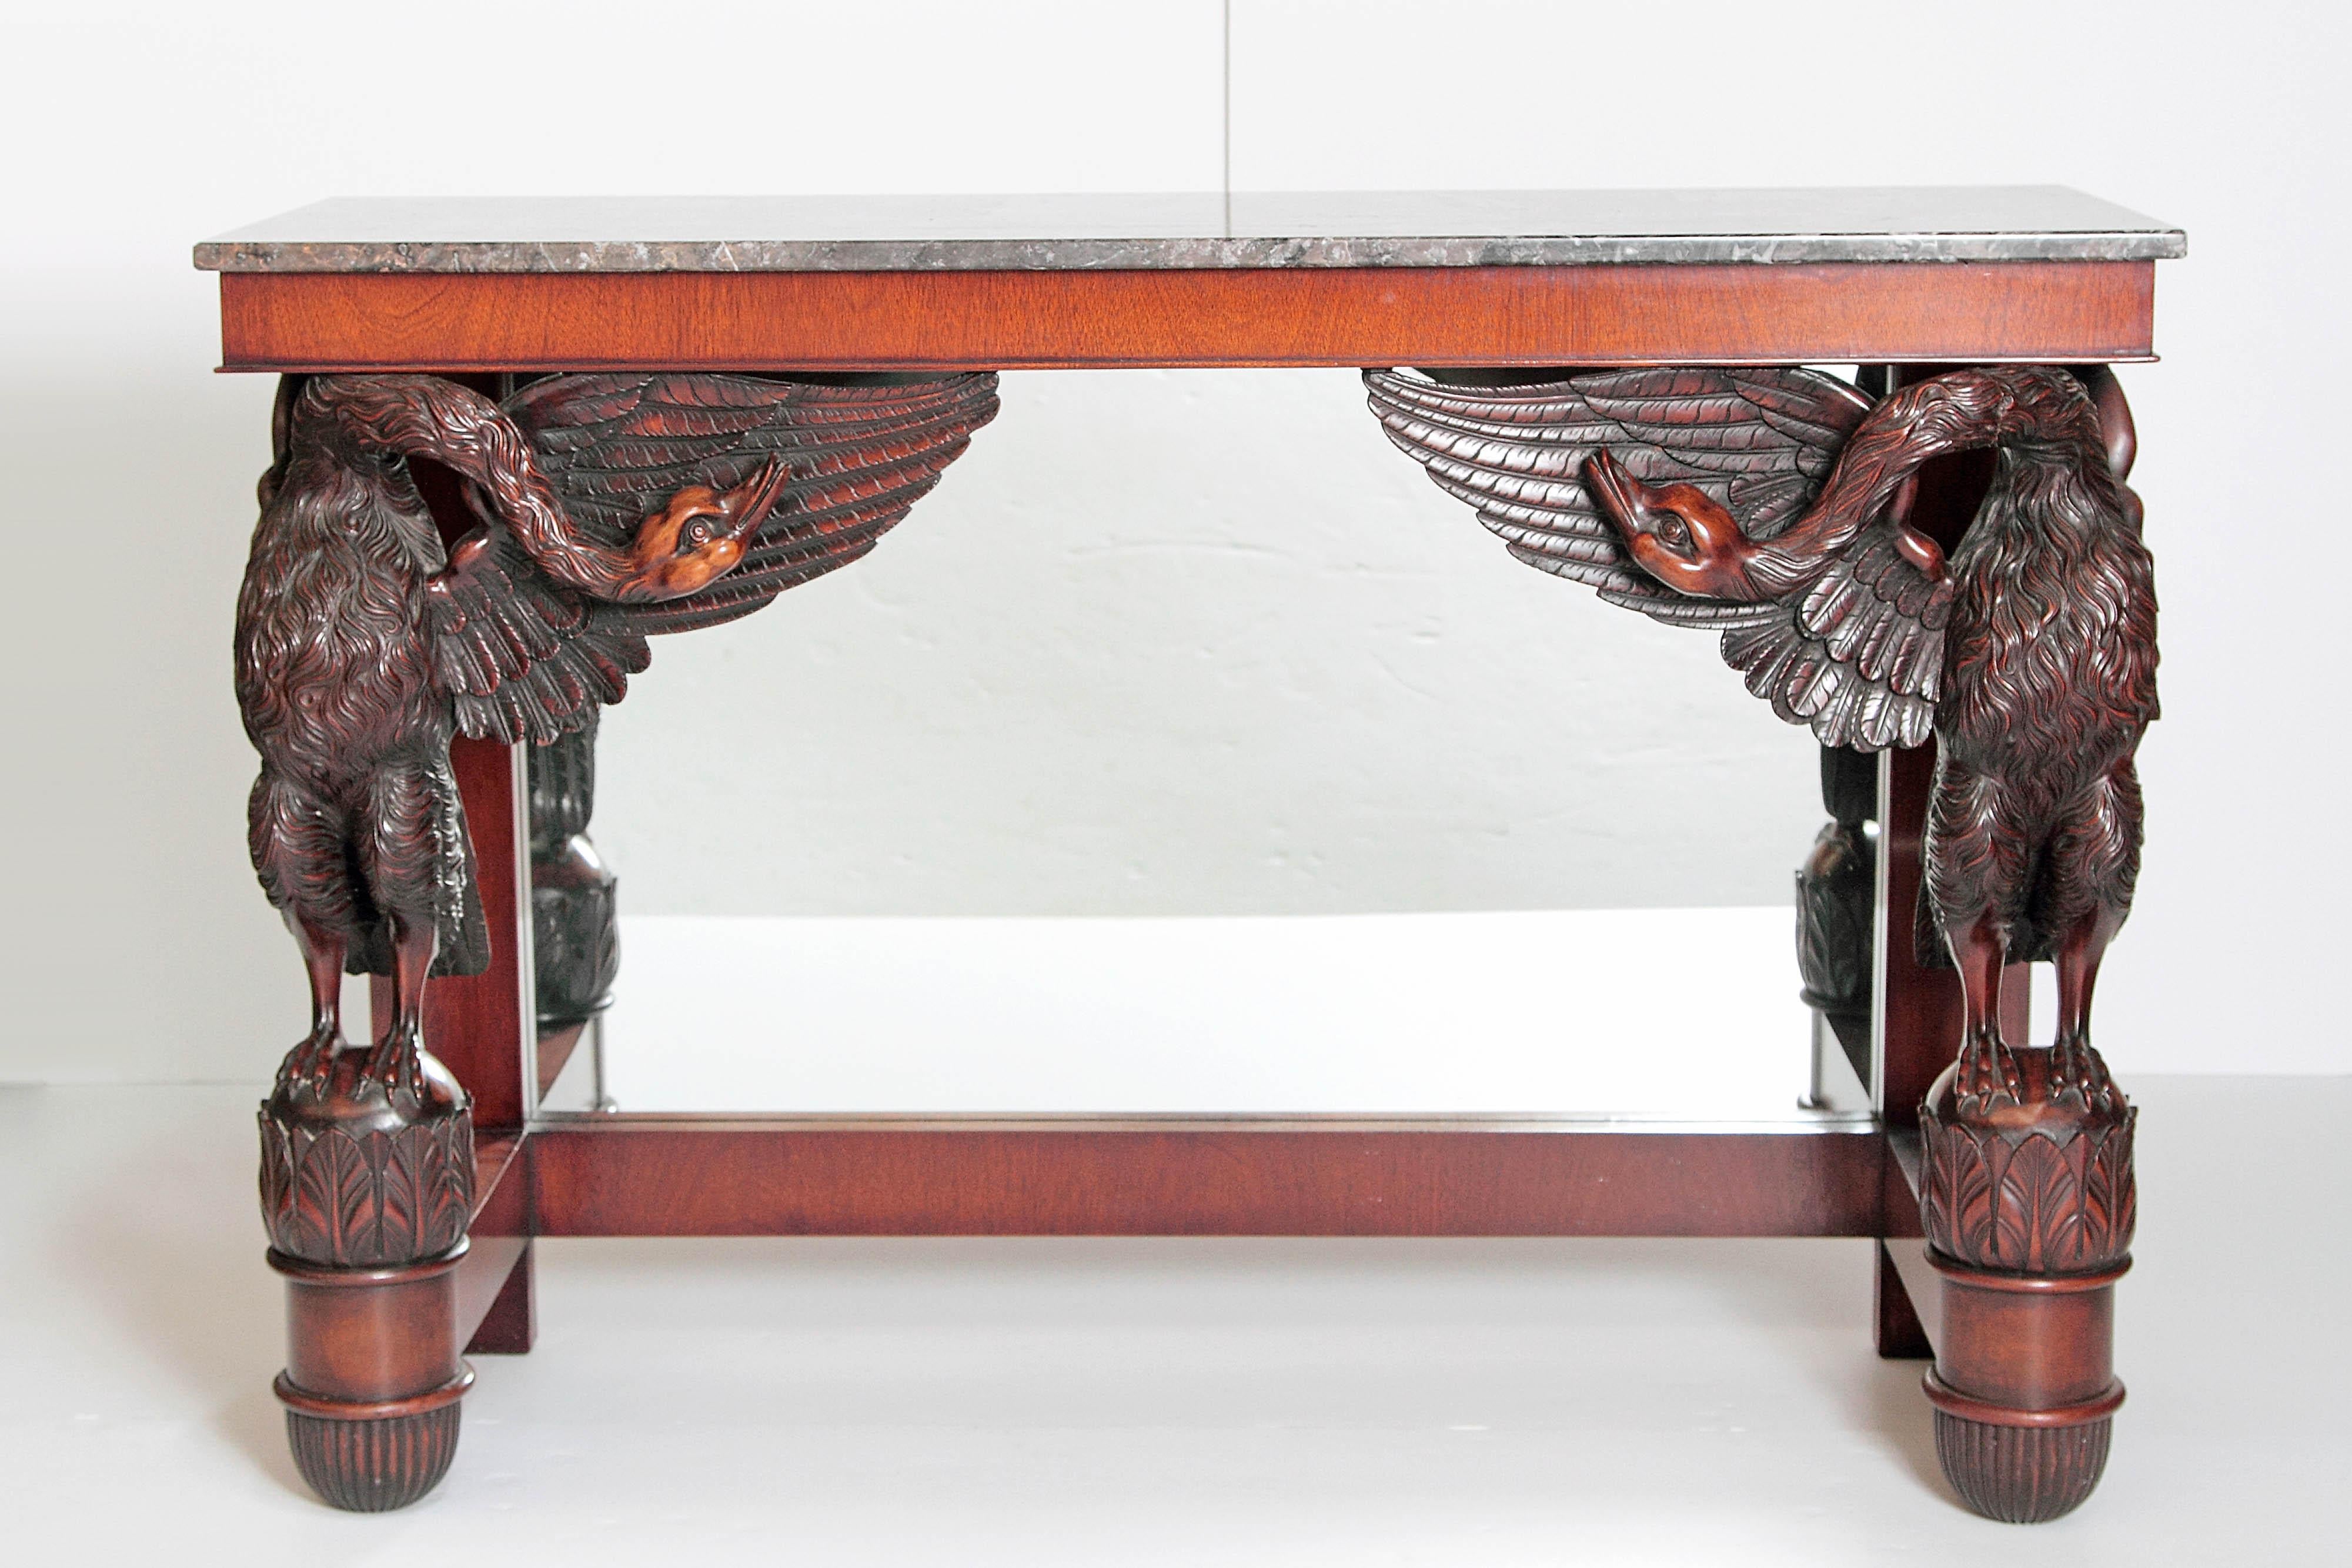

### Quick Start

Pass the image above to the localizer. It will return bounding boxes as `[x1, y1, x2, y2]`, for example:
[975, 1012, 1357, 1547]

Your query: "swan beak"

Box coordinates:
[716, 457, 791, 545]
[1580, 449, 1653, 536]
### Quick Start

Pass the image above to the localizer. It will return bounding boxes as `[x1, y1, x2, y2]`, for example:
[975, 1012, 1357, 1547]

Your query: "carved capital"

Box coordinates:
[259, 1049, 475, 1268]
[1920, 1047, 2135, 1276]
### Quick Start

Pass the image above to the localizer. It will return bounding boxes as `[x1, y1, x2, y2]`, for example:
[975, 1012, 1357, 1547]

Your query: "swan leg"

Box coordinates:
[250, 770, 359, 1089]
[286, 918, 349, 1093]
[359, 755, 460, 1100]
[2044, 760, 2143, 1110]
[1924, 753, 2026, 1112]
[1947, 910, 2022, 1112]
[365, 910, 437, 1101]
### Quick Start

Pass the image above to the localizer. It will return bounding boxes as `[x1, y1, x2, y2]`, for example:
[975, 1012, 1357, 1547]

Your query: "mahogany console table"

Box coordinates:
[197, 189, 2181, 1522]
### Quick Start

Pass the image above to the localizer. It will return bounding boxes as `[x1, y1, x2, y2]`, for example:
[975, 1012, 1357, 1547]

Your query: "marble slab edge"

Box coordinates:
[193, 230, 2187, 273]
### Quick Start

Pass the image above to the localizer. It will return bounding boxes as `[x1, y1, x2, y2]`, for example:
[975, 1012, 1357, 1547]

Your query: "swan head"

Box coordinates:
[621, 458, 791, 599]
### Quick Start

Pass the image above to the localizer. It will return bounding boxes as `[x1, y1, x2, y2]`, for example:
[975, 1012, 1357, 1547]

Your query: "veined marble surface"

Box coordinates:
[195, 187, 2184, 272]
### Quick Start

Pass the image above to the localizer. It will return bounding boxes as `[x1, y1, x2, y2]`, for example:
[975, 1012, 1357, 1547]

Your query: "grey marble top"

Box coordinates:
[195, 188, 2183, 273]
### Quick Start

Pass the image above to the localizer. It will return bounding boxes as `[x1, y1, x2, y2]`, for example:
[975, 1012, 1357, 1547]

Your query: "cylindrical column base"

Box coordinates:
[1926, 1253, 2127, 1523]
[271, 1243, 473, 1512]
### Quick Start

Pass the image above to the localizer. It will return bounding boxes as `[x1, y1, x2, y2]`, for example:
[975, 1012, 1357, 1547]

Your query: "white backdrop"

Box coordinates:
[2, 1, 2344, 1083]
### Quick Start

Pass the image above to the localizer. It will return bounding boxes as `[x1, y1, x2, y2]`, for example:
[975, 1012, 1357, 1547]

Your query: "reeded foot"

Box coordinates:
[286, 1406, 462, 1512]
[1934, 1410, 2112, 1523]
[1921, 1044, 2136, 1523]
[1953, 1030, 2023, 1115]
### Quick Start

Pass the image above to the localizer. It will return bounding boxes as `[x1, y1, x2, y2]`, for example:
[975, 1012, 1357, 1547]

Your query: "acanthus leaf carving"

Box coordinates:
[1920, 1046, 2134, 1276]
[259, 1048, 476, 1268]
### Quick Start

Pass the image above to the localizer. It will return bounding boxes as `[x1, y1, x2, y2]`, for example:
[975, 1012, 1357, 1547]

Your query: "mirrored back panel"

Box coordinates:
[533, 905, 1870, 1120]
[513, 369, 1885, 1125]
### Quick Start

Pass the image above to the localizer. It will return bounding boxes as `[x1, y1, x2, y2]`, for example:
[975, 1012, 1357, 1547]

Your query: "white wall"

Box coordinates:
[2, 1, 2343, 1083]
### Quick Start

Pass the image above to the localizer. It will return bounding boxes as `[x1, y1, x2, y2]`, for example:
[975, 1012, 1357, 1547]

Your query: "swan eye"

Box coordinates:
[681, 519, 714, 551]
[1656, 517, 1692, 551]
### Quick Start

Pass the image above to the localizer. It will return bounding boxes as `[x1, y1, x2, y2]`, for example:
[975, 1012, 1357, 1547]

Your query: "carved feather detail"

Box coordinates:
[416, 372, 1000, 743]
[1365, 366, 1942, 750]
[509, 372, 1002, 635]
[237, 370, 997, 988]
[427, 529, 650, 745]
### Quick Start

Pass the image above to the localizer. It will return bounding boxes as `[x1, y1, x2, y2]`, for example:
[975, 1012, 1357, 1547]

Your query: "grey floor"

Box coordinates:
[3, 1077, 2343, 1564]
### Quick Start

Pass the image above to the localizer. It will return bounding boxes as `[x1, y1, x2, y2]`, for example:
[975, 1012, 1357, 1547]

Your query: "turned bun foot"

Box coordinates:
[259, 1041, 479, 1509]
[1919, 1048, 2135, 1523]
[284, 1399, 466, 1512]
[1932, 1407, 2112, 1524]
[268, 1243, 474, 1510]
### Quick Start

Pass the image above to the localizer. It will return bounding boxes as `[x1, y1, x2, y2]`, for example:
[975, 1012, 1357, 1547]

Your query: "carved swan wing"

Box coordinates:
[423, 372, 1000, 745]
[425, 527, 652, 746]
[504, 372, 1003, 635]
[1365, 367, 1950, 750]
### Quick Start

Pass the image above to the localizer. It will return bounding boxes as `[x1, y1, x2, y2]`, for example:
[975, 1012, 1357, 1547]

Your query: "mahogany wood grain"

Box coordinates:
[423, 738, 527, 1129]
[469, 1131, 527, 1233]
[275, 1250, 467, 1404]
[1883, 1124, 1926, 1221]
[217, 262, 2157, 373]
[463, 1240, 537, 1356]
[452, 1235, 523, 1349]
[529, 1121, 1885, 1238]
[1882, 1237, 1945, 1355]
[452, 1131, 530, 1352]
[1886, 1122, 1921, 1181]
[1882, 743, 1964, 1131]
[1875, 1238, 1933, 1359]
[1934, 1265, 2120, 1411]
